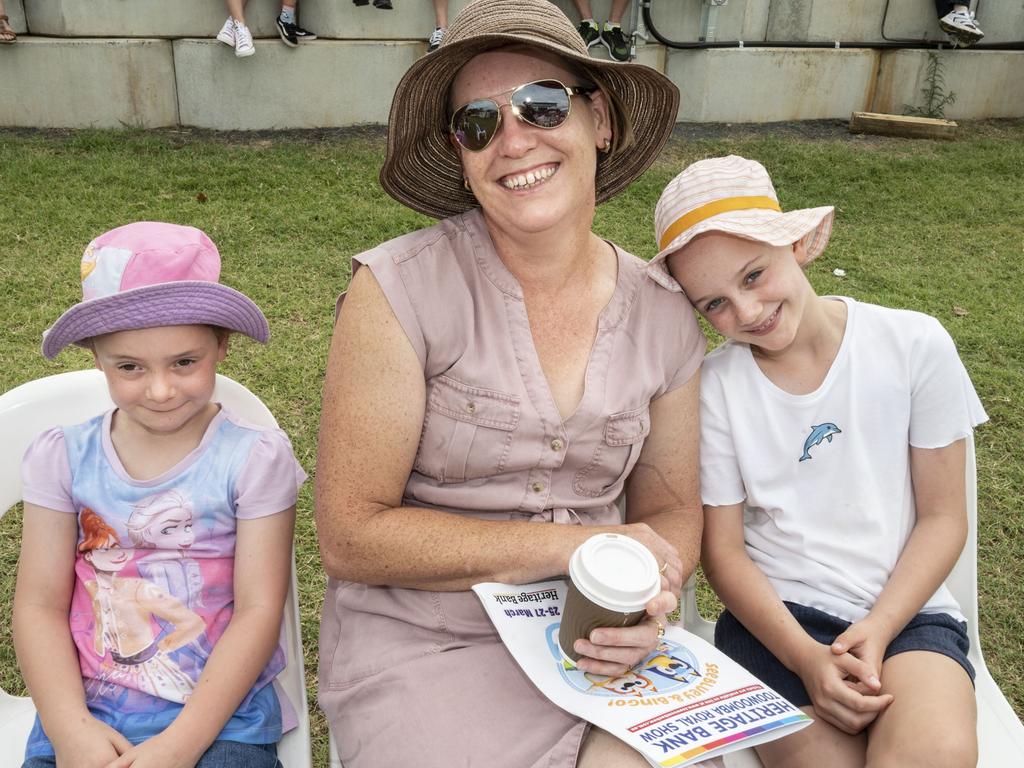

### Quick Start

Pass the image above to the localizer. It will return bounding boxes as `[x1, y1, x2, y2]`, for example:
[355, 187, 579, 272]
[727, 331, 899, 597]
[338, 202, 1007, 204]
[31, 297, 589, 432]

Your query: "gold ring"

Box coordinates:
[656, 620, 665, 638]
[659, 562, 669, 575]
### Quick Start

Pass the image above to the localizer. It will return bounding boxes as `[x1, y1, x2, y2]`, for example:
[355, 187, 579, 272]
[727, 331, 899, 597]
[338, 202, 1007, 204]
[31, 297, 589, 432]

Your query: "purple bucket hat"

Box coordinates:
[42, 222, 269, 359]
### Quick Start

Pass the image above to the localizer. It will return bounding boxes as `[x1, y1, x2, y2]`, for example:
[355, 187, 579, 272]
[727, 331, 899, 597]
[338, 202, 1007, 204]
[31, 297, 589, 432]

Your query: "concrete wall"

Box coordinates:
[174, 39, 423, 129]
[23, 0, 283, 38]
[872, 49, 1024, 119]
[303, 0, 475, 40]
[0, 38, 177, 128]
[634, 0, 1023, 45]
[1, 0, 1021, 128]
[14, 0, 1024, 43]
[669, 47, 877, 122]
[883, 0, 1024, 46]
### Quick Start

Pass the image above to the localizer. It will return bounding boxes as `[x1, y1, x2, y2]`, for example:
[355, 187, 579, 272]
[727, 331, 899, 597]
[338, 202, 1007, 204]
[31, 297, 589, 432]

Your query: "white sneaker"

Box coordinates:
[939, 9, 984, 45]
[427, 27, 445, 52]
[233, 20, 255, 57]
[216, 17, 235, 46]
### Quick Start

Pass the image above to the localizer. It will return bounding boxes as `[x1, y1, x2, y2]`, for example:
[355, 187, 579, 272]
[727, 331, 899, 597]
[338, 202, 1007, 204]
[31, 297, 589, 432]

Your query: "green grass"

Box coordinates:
[1, 123, 1022, 763]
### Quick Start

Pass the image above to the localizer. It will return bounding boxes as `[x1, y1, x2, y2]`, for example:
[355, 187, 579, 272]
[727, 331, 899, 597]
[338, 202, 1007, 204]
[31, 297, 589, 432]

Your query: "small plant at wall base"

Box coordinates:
[905, 52, 957, 119]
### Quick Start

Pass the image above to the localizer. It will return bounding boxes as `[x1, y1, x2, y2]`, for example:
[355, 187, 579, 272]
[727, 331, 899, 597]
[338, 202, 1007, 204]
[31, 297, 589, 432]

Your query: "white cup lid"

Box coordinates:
[569, 533, 661, 612]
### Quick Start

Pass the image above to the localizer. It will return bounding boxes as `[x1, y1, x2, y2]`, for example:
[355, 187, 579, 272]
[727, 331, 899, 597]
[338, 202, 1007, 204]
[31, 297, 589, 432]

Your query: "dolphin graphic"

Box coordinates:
[799, 423, 841, 462]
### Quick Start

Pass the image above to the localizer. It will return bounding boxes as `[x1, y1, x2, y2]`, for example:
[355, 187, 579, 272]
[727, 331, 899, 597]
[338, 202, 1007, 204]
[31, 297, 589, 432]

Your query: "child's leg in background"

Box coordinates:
[866, 651, 976, 767]
[432, 0, 448, 29]
[226, 0, 248, 22]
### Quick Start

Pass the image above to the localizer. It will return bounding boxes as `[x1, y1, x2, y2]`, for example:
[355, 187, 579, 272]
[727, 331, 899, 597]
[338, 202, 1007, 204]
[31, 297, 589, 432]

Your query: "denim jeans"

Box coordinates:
[23, 740, 280, 768]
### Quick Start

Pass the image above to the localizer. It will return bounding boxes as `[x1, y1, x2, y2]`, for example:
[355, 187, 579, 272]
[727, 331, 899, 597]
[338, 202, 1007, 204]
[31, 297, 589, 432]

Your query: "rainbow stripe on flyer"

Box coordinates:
[658, 714, 810, 766]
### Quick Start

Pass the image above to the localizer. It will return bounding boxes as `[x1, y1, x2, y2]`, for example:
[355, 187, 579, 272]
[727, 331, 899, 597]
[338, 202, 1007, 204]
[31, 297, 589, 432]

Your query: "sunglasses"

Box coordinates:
[449, 79, 598, 152]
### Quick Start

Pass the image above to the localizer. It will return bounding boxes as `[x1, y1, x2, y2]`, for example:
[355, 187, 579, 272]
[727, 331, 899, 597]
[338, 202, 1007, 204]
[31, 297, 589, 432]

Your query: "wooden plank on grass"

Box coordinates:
[849, 111, 958, 139]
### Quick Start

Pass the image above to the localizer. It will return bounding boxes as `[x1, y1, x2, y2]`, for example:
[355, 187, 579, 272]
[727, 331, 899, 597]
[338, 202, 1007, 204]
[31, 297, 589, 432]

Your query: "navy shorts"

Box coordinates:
[715, 602, 975, 708]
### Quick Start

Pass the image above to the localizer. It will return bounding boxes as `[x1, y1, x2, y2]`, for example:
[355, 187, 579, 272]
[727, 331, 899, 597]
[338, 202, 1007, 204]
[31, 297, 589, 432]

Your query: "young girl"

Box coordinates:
[646, 156, 984, 767]
[13, 222, 304, 768]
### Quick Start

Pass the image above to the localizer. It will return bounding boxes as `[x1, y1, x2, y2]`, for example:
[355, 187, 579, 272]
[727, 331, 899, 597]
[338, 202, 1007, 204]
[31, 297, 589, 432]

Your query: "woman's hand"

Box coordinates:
[617, 522, 684, 596]
[794, 641, 893, 734]
[571, 580, 677, 677]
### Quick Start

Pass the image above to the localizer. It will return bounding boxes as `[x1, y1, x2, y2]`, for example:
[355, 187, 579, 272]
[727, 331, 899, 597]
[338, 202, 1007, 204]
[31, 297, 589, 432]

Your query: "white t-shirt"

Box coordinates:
[700, 297, 987, 623]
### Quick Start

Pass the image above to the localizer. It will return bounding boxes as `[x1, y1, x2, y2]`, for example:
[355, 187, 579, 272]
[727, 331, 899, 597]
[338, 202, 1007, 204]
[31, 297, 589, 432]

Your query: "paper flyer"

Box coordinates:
[472, 580, 812, 767]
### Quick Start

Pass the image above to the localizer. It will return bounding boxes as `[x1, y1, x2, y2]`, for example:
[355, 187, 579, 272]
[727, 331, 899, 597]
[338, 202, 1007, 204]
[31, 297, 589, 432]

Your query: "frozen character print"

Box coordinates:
[80, 508, 202, 702]
[126, 489, 212, 676]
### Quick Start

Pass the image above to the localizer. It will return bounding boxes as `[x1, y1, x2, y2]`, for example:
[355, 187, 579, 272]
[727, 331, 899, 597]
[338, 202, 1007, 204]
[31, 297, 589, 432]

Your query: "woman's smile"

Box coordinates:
[499, 163, 559, 191]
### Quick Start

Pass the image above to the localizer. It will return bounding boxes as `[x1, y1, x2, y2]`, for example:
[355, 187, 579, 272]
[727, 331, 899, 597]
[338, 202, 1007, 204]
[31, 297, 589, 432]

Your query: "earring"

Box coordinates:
[601, 138, 611, 154]
[463, 177, 471, 191]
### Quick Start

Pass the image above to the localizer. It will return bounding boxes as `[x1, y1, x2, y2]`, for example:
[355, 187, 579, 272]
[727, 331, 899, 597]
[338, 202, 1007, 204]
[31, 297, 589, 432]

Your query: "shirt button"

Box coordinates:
[465, 401, 477, 414]
[531, 482, 545, 493]
[550, 438, 564, 452]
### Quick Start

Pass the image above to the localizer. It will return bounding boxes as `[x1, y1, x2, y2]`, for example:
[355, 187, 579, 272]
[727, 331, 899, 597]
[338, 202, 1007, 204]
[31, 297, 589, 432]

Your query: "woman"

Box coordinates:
[316, 0, 706, 765]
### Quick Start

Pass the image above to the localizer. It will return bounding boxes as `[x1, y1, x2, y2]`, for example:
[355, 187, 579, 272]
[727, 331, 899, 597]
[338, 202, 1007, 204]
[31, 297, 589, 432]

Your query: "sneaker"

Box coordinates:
[601, 23, 630, 62]
[428, 27, 445, 53]
[577, 19, 600, 49]
[939, 9, 984, 45]
[216, 17, 235, 46]
[276, 15, 316, 46]
[277, 16, 298, 46]
[292, 24, 316, 42]
[233, 20, 255, 57]
[373, 0, 393, 8]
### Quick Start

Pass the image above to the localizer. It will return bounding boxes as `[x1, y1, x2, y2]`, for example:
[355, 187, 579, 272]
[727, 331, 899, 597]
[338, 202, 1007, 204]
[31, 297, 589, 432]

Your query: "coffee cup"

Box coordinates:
[558, 533, 662, 664]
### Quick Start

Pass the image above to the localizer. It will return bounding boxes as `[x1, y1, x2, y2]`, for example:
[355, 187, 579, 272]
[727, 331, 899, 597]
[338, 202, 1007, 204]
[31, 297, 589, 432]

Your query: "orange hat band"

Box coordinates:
[658, 195, 782, 250]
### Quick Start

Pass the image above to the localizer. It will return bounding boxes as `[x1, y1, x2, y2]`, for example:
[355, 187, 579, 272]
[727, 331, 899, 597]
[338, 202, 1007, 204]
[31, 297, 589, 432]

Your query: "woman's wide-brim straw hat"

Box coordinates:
[647, 155, 835, 290]
[379, 0, 680, 219]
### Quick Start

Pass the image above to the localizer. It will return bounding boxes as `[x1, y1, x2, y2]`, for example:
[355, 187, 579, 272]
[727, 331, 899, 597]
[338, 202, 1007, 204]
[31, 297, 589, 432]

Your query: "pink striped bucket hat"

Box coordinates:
[647, 155, 834, 291]
[42, 222, 269, 359]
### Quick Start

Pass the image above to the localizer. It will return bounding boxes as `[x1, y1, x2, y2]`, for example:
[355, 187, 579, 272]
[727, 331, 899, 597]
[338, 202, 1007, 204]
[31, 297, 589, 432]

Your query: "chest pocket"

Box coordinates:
[573, 405, 651, 498]
[413, 375, 520, 484]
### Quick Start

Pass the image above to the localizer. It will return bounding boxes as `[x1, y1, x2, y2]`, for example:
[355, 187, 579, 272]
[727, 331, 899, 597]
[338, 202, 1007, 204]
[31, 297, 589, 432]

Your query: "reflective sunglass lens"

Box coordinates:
[451, 81, 584, 151]
[454, 100, 500, 151]
[513, 81, 571, 129]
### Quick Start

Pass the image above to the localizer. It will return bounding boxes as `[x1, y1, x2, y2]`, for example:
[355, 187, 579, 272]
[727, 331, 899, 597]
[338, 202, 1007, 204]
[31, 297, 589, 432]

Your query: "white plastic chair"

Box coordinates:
[679, 435, 1024, 767]
[0, 369, 312, 768]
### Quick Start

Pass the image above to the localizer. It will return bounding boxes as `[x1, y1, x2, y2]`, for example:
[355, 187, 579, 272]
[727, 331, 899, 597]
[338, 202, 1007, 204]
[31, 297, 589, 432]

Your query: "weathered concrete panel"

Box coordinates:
[23, 0, 281, 38]
[4, 0, 26, 34]
[0, 38, 178, 128]
[667, 47, 877, 122]
[174, 39, 423, 129]
[882, 0, 960, 43]
[303, 0, 474, 40]
[766, 0, 891, 43]
[872, 49, 1024, 120]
